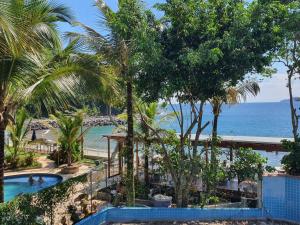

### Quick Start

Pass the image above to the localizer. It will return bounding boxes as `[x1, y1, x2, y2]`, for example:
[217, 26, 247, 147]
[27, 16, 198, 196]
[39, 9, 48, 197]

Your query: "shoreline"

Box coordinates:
[29, 116, 124, 131]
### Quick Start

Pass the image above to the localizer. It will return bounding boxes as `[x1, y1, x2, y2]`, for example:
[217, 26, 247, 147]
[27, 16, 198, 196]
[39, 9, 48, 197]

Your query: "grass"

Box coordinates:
[79, 157, 99, 166]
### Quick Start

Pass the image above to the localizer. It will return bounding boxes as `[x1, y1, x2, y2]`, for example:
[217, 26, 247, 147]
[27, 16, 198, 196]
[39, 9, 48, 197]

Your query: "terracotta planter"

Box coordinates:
[60, 165, 79, 174]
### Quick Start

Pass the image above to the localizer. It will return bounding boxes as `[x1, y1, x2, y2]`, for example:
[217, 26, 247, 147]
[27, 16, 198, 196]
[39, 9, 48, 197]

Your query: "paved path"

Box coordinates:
[5, 156, 92, 180]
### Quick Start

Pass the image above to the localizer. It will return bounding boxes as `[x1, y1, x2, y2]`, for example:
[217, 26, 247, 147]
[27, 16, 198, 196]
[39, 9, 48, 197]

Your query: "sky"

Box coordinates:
[56, 0, 300, 103]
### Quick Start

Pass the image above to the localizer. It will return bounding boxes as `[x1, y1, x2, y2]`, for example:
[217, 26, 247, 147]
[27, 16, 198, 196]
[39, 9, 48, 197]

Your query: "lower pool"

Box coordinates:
[4, 173, 63, 202]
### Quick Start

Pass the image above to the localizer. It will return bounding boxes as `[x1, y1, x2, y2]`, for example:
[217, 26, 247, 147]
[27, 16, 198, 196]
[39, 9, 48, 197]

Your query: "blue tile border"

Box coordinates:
[263, 175, 300, 223]
[76, 208, 266, 225]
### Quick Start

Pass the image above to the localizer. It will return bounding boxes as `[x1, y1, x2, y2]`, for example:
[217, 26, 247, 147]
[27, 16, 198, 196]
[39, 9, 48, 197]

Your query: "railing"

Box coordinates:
[25, 143, 58, 154]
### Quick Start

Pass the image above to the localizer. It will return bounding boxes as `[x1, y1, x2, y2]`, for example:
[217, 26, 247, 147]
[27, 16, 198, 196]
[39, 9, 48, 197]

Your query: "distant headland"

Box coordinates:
[280, 97, 300, 103]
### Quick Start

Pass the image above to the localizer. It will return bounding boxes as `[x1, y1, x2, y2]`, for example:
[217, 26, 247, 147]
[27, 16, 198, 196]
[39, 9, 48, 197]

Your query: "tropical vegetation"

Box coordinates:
[0, 0, 299, 215]
[50, 110, 86, 167]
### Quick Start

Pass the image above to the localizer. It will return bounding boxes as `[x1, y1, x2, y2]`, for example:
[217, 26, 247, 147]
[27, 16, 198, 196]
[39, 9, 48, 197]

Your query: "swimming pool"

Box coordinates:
[4, 173, 63, 202]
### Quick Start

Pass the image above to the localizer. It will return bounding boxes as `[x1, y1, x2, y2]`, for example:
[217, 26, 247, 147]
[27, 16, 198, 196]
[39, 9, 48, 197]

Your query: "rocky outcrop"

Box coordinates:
[29, 116, 125, 130]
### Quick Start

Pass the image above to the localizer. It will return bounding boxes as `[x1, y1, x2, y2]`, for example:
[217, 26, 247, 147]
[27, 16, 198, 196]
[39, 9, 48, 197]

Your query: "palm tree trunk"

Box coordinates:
[67, 148, 72, 166]
[144, 145, 149, 187]
[0, 122, 5, 202]
[126, 79, 135, 206]
[211, 104, 220, 163]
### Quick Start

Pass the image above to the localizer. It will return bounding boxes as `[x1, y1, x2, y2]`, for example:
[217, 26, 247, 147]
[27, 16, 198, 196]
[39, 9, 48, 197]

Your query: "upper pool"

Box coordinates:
[4, 173, 63, 202]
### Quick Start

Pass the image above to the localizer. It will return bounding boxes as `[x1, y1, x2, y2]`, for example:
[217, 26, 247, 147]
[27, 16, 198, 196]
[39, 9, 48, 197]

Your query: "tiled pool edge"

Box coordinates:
[263, 175, 300, 223]
[77, 175, 300, 225]
[76, 208, 266, 225]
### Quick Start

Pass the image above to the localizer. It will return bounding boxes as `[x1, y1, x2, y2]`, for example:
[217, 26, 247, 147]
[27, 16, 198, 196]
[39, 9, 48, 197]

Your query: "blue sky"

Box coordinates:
[56, 0, 299, 103]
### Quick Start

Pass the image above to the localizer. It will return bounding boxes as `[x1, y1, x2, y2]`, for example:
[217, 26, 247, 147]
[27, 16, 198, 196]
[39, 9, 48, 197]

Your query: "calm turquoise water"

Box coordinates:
[4, 174, 62, 202]
[84, 102, 298, 166]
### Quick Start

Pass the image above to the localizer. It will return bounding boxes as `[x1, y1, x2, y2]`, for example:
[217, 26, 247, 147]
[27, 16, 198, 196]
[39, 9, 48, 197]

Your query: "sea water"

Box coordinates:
[84, 102, 298, 166]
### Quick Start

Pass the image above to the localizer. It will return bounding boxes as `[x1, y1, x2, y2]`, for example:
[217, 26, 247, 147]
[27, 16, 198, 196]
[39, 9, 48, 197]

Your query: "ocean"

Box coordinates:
[83, 101, 298, 167]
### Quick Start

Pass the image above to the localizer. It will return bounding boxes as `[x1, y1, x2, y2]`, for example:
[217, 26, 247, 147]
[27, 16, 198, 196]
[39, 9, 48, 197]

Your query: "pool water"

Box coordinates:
[4, 174, 62, 202]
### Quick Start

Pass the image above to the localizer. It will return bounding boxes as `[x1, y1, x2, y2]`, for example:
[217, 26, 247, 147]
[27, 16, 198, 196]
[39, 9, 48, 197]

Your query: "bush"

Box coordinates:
[281, 140, 300, 175]
[230, 147, 267, 183]
[4, 149, 41, 169]
[0, 194, 43, 225]
[48, 141, 81, 166]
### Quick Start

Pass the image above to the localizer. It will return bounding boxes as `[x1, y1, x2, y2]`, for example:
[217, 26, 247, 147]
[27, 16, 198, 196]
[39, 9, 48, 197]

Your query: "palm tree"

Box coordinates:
[118, 101, 174, 187]
[209, 81, 260, 161]
[137, 102, 158, 187]
[210, 81, 260, 139]
[6, 108, 31, 168]
[0, 0, 107, 203]
[68, 0, 150, 205]
[136, 102, 173, 187]
[51, 111, 86, 167]
[0, 0, 73, 202]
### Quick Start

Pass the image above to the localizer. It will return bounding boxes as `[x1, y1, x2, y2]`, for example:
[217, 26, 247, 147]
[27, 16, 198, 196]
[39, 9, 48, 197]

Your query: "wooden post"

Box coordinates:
[80, 125, 84, 159]
[118, 142, 122, 175]
[230, 147, 233, 163]
[108, 137, 111, 178]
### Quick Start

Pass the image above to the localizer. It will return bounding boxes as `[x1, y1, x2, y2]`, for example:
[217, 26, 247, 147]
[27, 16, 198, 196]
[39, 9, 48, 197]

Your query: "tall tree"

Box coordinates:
[0, 0, 107, 203]
[0, 0, 73, 203]
[275, 1, 300, 141]
[136, 0, 288, 207]
[69, 0, 152, 205]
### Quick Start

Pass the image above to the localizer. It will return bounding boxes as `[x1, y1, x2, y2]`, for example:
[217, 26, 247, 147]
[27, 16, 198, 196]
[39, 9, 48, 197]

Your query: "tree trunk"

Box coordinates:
[0, 126, 4, 202]
[288, 74, 299, 141]
[126, 79, 135, 206]
[144, 145, 149, 187]
[175, 181, 189, 208]
[211, 104, 220, 163]
[67, 148, 72, 166]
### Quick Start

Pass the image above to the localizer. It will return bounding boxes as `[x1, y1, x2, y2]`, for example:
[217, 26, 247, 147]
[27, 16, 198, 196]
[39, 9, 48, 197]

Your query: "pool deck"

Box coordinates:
[4, 156, 93, 181]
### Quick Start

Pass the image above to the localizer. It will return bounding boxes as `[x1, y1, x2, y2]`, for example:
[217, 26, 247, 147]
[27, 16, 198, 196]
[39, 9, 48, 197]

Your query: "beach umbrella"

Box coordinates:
[31, 130, 37, 141]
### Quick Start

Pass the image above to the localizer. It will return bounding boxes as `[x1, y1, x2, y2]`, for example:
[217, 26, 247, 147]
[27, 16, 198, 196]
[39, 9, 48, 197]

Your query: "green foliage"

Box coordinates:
[51, 111, 86, 166]
[136, 0, 288, 102]
[0, 194, 43, 225]
[153, 131, 203, 206]
[5, 109, 31, 168]
[36, 174, 87, 224]
[281, 140, 300, 175]
[231, 148, 267, 182]
[5, 149, 41, 169]
[134, 178, 150, 199]
[274, 1, 300, 141]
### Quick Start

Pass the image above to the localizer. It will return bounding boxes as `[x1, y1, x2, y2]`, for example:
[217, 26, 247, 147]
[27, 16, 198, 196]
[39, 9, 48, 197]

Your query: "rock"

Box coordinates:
[29, 116, 125, 131]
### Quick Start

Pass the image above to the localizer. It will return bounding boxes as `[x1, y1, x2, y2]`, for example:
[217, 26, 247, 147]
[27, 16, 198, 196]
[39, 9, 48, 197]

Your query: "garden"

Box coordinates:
[0, 0, 299, 224]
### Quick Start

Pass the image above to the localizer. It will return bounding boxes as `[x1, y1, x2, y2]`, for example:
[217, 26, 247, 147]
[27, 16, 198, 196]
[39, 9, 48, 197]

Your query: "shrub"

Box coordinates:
[281, 140, 300, 175]
[4, 149, 41, 169]
[49, 141, 81, 166]
[230, 147, 267, 183]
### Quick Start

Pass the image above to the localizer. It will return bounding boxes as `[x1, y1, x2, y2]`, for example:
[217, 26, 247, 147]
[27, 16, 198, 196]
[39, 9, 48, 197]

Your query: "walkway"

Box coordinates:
[5, 156, 92, 180]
